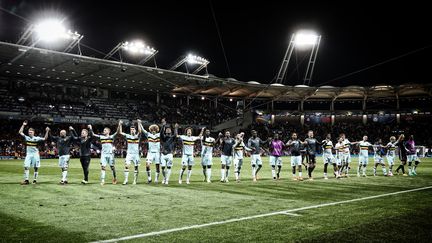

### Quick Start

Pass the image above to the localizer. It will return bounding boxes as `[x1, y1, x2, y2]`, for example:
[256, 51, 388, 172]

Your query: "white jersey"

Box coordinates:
[124, 133, 140, 155]
[201, 136, 215, 156]
[359, 141, 372, 156]
[386, 142, 396, 157]
[179, 135, 201, 156]
[335, 142, 345, 158]
[23, 135, 44, 155]
[143, 131, 160, 153]
[342, 139, 351, 154]
[322, 140, 333, 154]
[97, 134, 116, 154]
[233, 141, 251, 159]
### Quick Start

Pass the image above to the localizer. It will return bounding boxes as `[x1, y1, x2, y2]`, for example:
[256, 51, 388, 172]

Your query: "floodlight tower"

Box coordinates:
[16, 19, 83, 53]
[169, 54, 209, 75]
[275, 30, 321, 85]
[104, 41, 158, 67]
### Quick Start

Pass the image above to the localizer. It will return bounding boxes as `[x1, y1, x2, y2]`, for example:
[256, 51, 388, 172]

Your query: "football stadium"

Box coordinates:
[0, 1, 431, 242]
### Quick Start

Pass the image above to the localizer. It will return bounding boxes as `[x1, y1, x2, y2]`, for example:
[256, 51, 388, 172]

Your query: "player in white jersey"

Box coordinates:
[18, 121, 49, 185]
[334, 137, 345, 178]
[232, 132, 252, 183]
[385, 136, 397, 176]
[340, 133, 352, 165]
[321, 134, 339, 179]
[372, 139, 387, 176]
[89, 122, 120, 185]
[339, 133, 352, 177]
[406, 135, 420, 176]
[201, 129, 216, 183]
[139, 122, 161, 184]
[119, 120, 142, 185]
[356, 136, 372, 177]
[176, 126, 204, 184]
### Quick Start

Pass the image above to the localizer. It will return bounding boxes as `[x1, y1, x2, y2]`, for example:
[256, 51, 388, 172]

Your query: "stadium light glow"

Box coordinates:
[229, 98, 233, 102]
[34, 19, 81, 42]
[293, 31, 318, 46]
[186, 54, 209, 65]
[122, 41, 156, 55]
[172, 94, 176, 98]
[201, 96, 205, 100]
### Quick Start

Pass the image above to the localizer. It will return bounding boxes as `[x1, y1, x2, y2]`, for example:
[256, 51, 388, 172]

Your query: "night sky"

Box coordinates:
[0, 0, 431, 86]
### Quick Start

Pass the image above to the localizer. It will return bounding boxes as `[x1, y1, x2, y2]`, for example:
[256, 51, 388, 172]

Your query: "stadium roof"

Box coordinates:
[1, 41, 431, 101]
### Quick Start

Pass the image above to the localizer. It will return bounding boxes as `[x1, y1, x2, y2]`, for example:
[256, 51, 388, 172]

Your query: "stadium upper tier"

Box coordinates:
[1, 41, 431, 101]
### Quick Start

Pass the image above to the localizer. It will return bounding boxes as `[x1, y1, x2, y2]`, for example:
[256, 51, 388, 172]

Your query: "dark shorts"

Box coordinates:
[308, 153, 316, 163]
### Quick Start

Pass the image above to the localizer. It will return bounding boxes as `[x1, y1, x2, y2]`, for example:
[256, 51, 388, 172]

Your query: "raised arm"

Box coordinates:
[198, 127, 205, 139]
[43, 127, 50, 141]
[69, 126, 79, 140]
[18, 120, 27, 137]
[174, 123, 179, 138]
[111, 120, 121, 137]
[138, 121, 149, 136]
[48, 129, 57, 141]
[88, 125, 100, 138]
[118, 120, 126, 136]
[216, 132, 223, 146]
[160, 118, 166, 140]
[175, 124, 181, 138]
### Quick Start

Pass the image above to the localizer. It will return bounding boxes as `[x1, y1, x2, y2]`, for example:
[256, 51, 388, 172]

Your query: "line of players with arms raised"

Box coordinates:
[18, 119, 421, 185]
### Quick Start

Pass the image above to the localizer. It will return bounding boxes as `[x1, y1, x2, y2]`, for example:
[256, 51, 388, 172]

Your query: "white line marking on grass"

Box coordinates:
[280, 212, 302, 216]
[92, 185, 432, 243]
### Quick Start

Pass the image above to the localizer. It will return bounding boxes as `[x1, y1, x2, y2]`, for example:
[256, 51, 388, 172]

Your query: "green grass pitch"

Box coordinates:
[1, 156, 431, 242]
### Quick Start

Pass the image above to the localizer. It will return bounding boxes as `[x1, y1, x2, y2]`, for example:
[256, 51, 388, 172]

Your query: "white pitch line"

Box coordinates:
[280, 212, 302, 216]
[91, 185, 432, 243]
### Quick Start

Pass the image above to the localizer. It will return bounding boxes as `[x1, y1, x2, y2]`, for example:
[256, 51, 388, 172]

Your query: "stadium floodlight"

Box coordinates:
[293, 31, 319, 47]
[16, 18, 83, 54]
[275, 30, 321, 85]
[122, 41, 157, 55]
[169, 53, 209, 75]
[104, 40, 158, 67]
[34, 19, 80, 42]
[186, 54, 209, 66]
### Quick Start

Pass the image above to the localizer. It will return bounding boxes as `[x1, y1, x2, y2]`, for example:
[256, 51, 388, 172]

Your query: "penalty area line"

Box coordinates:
[91, 185, 432, 243]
